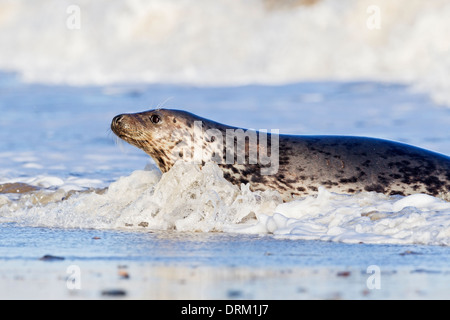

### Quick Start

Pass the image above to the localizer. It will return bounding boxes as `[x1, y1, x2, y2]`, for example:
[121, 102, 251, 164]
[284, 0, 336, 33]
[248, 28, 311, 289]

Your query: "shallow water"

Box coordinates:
[1, 224, 449, 299]
[2, 223, 447, 268]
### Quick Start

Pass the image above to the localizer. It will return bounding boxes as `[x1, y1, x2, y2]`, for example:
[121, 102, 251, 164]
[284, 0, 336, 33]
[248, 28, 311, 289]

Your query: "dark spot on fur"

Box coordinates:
[281, 180, 295, 190]
[423, 176, 445, 194]
[155, 156, 165, 168]
[251, 175, 264, 183]
[364, 184, 385, 193]
[223, 172, 236, 184]
[279, 156, 290, 165]
[362, 160, 371, 167]
[390, 190, 405, 196]
[240, 168, 253, 175]
[347, 188, 355, 193]
[402, 160, 411, 166]
[378, 175, 389, 186]
[296, 187, 306, 192]
[339, 177, 357, 184]
[308, 186, 318, 192]
[173, 118, 177, 123]
[389, 173, 402, 179]
[321, 180, 339, 187]
[239, 178, 249, 185]
[221, 164, 240, 174]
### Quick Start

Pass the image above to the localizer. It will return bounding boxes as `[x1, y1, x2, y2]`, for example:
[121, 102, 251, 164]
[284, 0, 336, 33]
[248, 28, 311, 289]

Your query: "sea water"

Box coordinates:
[1, 224, 449, 299]
[1, 0, 450, 299]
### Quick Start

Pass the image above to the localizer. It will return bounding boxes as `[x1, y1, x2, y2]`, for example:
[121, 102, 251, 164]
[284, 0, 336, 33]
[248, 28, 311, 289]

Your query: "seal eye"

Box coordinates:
[150, 114, 161, 124]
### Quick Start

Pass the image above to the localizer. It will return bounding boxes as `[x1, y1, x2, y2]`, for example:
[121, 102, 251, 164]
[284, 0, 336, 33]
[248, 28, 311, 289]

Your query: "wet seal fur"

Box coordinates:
[111, 109, 450, 202]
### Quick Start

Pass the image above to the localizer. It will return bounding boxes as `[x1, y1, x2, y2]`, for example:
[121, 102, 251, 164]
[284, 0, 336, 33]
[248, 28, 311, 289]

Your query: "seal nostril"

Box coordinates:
[113, 115, 123, 126]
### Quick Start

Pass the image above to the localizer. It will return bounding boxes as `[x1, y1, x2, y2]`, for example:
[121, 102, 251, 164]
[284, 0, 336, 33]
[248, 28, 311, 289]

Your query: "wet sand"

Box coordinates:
[2, 261, 449, 300]
[0, 225, 449, 300]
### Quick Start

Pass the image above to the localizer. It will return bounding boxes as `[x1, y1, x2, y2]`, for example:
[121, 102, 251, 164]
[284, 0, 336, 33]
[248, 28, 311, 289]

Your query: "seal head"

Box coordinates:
[112, 109, 185, 172]
[111, 109, 234, 173]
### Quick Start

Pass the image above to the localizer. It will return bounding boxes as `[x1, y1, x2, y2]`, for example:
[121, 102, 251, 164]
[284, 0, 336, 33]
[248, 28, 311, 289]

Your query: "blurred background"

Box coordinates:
[0, 0, 450, 104]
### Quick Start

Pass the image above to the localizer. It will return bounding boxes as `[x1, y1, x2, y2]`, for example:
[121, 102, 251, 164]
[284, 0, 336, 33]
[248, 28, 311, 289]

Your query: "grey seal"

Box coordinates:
[111, 108, 450, 202]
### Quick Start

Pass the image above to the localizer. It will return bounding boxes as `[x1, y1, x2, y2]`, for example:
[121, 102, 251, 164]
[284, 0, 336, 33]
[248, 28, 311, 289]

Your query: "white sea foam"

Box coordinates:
[1, 161, 449, 246]
[1, 0, 450, 105]
[234, 189, 450, 245]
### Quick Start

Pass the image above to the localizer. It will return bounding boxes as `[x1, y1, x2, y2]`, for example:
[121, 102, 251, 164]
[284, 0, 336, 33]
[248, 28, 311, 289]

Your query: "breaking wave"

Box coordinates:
[1, 161, 449, 246]
[1, 0, 450, 105]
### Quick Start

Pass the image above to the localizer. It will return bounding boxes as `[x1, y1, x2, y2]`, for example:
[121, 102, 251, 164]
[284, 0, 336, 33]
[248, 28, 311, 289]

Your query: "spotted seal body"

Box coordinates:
[111, 109, 450, 202]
